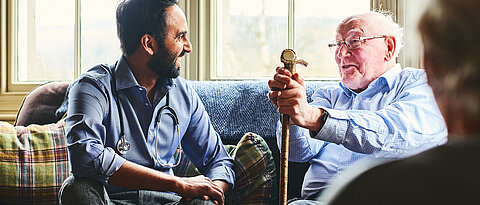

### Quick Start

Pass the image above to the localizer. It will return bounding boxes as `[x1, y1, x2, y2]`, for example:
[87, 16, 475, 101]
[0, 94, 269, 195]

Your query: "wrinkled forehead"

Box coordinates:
[336, 14, 377, 39]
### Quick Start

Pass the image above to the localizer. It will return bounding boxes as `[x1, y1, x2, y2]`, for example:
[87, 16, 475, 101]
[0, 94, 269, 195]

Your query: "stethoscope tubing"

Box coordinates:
[104, 65, 183, 168]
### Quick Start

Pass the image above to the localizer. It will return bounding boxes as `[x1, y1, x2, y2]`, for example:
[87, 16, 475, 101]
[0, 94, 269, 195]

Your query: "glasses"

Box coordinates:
[328, 35, 387, 53]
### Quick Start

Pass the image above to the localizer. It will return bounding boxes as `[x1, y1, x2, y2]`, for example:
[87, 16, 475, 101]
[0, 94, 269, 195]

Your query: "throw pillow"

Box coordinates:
[15, 81, 70, 126]
[173, 132, 277, 205]
[0, 120, 70, 205]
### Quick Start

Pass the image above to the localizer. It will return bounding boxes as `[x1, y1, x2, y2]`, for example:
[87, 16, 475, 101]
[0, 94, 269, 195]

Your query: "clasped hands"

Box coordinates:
[268, 67, 324, 132]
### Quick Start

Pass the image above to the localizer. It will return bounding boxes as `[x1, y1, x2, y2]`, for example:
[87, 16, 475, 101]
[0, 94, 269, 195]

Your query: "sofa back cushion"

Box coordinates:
[0, 120, 70, 205]
[15, 82, 70, 126]
[189, 80, 336, 142]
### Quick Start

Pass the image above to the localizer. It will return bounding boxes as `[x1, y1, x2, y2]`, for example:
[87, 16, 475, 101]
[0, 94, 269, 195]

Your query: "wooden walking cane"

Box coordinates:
[279, 49, 308, 205]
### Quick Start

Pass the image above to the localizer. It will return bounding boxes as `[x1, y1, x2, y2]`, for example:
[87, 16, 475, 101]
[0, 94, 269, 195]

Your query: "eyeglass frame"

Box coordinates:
[328, 35, 388, 53]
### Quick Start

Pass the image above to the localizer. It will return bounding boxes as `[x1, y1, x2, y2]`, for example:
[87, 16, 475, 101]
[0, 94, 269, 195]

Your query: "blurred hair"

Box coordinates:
[338, 10, 404, 58]
[419, 0, 480, 117]
[116, 0, 179, 56]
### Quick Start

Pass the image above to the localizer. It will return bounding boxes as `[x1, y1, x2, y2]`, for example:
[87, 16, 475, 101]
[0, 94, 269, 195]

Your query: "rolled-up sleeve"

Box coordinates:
[66, 80, 126, 184]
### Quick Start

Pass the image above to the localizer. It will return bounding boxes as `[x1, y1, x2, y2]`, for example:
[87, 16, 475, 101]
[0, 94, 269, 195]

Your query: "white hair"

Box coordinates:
[370, 10, 404, 58]
[339, 10, 404, 58]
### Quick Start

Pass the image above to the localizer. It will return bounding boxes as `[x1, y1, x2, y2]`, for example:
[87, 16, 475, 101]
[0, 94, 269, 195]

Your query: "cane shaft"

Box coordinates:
[280, 114, 290, 205]
[278, 49, 307, 205]
[280, 63, 294, 205]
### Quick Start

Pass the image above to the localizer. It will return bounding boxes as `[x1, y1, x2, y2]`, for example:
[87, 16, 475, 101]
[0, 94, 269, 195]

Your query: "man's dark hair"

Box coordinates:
[116, 0, 179, 56]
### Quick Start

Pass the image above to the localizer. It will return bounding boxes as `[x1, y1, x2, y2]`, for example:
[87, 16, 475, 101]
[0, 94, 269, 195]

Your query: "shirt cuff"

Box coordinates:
[205, 163, 236, 189]
[313, 108, 348, 145]
[100, 147, 126, 184]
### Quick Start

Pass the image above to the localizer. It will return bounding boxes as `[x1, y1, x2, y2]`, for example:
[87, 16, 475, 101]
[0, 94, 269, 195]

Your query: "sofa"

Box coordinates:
[0, 80, 337, 204]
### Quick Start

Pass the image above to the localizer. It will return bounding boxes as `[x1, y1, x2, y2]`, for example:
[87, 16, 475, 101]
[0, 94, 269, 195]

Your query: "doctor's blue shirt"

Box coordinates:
[65, 56, 235, 193]
[276, 64, 447, 199]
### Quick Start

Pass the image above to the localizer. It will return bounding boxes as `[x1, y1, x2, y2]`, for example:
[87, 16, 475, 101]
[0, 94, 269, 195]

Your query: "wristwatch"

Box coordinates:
[321, 109, 329, 124]
[310, 109, 329, 137]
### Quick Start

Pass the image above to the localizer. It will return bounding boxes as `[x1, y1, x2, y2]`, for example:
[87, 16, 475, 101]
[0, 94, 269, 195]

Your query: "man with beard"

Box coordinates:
[58, 0, 236, 204]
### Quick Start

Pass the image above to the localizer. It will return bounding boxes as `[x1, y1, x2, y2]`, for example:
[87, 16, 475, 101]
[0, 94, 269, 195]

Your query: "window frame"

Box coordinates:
[3, 0, 82, 93]
[186, 0, 423, 81]
[1, 0, 25, 123]
[0, 0, 424, 122]
[0, 0, 82, 122]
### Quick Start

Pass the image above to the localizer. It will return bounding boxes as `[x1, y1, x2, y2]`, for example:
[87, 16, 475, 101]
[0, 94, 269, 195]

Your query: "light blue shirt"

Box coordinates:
[65, 56, 235, 193]
[276, 64, 447, 199]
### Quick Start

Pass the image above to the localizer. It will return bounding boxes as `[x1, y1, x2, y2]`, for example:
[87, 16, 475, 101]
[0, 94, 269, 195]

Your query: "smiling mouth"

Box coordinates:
[178, 51, 186, 58]
[342, 65, 357, 69]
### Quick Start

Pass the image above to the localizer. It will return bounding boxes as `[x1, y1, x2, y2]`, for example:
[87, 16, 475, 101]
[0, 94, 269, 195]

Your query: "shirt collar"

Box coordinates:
[339, 63, 402, 96]
[378, 63, 402, 91]
[114, 56, 139, 91]
[113, 55, 176, 91]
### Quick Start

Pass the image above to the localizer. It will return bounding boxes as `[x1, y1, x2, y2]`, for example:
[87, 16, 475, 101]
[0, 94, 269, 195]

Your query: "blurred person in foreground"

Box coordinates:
[268, 10, 447, 204]
[320, 0, 480, 204]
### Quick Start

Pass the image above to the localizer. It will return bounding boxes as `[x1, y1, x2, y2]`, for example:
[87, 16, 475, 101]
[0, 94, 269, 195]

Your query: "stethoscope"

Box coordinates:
[106, 65, 183, 168]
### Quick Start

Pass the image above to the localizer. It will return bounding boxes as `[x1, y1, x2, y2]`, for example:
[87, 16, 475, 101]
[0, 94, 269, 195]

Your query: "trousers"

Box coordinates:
[59, 176, 215, 205]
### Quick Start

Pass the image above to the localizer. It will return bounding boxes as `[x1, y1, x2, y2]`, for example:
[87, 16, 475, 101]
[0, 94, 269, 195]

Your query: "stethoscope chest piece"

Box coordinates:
[116, 135, 130, 155]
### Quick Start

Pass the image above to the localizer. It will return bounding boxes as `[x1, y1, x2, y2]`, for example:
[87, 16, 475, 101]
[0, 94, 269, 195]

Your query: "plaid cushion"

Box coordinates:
[0, 120, 70, 205]
[174, 132, 277, 205]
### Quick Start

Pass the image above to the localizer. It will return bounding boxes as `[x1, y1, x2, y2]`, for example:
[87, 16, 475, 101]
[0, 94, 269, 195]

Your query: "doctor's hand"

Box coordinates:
[268, 66, 324, 131]
[176, 175, 225, 204]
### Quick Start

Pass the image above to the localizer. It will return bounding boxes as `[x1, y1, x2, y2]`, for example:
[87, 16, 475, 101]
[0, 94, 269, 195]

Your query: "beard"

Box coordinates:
[147, 46, 183, 79]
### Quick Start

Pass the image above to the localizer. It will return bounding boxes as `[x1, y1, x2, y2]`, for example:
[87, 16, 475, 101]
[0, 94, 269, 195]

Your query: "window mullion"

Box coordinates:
[288, 0, 294, 49]
[74, 0, 81, 79]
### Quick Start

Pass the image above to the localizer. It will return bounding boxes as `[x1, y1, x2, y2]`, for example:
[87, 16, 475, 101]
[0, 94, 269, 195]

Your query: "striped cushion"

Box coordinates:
[0, 120, 70, 205]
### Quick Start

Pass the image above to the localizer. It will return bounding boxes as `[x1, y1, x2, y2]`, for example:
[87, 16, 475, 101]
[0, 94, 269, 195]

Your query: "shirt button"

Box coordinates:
[145, 103, 149, 106]
[139, 88, 143, 91]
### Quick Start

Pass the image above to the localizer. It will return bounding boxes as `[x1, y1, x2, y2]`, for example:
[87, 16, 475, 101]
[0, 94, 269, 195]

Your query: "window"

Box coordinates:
[11, 0, 119, 85]
[0, 0, 429, 122]
[80, 0, 121, 73]
[214, 0, 370, 80]
[5, 0, 374, 84]
[0, 0, 120, 122]
[17, 0, 75, 82]
[215, 0, 288, 79]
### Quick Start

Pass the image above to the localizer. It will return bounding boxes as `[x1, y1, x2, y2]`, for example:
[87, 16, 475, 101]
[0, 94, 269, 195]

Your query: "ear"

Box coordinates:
[140, 34, 157, 56]
[384, 36, 396, 61]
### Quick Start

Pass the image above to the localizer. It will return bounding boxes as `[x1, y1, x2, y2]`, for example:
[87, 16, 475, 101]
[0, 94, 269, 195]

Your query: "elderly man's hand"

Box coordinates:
[268, 67, 324, 131]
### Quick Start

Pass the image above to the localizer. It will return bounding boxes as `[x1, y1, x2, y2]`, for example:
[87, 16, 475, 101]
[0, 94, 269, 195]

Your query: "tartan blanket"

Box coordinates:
[174, 132, 278, 205]
[0, 120, 70, 205]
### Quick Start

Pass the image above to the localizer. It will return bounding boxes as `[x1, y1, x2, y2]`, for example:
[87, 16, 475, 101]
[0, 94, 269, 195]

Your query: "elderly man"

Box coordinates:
[268, 11, 447, 203]
[320, 0, 480, 204]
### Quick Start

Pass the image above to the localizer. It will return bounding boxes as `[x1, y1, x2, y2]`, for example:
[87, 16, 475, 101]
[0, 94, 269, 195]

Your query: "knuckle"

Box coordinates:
[268, 79, 274, 86]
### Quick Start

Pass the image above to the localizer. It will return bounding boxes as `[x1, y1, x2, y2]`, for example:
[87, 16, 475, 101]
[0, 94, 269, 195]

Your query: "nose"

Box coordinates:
[336, 42, 350, 59]
[183, 36, 192, 53]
